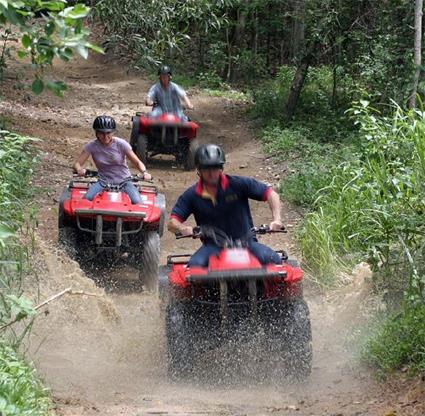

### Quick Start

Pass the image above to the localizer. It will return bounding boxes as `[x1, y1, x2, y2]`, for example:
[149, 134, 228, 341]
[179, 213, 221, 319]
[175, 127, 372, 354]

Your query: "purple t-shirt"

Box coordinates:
[84, 137, 132, 183]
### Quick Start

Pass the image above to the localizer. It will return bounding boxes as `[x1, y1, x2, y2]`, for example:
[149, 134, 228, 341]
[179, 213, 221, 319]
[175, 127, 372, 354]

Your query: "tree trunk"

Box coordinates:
[198, 31, 204, 69]
[231, 0, 249, 82]
[225, 27, 232, 81]
[409, 0, 423, 108]
[251, 9, 258, 57]
[291, 0, 305, 61]
[234, 3, 248, 50]
[284, 46, 315, 121]
[332, 63, 337, 108]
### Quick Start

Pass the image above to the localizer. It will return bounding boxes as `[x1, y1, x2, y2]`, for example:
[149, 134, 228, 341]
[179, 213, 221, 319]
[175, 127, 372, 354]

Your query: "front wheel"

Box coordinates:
[138, 231, 160, 292]
[136, 134, 148, 166]
[284, 299, 313, 380]
[263, 299, 312, 382]
[130, 116, 140, 151]
[166, 302, 197, 379]
[183, 139, 199, 170]
[58, 225, 78, 258]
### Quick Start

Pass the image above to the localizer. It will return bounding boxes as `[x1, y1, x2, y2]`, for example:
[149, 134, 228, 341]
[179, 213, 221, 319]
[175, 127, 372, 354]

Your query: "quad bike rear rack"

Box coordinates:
[75, 208, 146, 247]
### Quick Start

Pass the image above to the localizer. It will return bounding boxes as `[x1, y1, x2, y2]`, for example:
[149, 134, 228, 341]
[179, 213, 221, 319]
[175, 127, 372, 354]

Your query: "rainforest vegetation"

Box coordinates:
[0, 1, 424, 413]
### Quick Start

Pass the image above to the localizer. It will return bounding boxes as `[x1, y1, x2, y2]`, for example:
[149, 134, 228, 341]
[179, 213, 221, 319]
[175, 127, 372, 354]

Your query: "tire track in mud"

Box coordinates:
[1, 53, 416, 415]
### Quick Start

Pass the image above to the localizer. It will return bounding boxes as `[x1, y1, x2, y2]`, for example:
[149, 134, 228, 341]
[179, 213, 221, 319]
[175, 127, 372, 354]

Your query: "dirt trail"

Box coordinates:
[2, 53, 423, 415]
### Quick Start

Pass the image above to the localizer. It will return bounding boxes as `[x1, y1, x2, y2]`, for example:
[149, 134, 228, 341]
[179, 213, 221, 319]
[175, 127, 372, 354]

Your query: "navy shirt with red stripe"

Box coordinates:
[171, 174, 272, 240]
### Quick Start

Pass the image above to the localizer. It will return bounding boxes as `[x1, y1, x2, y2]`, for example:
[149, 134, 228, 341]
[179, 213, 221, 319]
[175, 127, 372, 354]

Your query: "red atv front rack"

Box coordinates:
[75, 209, 146, 246]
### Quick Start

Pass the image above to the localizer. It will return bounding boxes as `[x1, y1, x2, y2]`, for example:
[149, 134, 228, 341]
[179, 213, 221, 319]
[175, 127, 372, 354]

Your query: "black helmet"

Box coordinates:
[158, 65, 172, 76]
[195, 144, 225, 169]
[93, 115, 116, 132]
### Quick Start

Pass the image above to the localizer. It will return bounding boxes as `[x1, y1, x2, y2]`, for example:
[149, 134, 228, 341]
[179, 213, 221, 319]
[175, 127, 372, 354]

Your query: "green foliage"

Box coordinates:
[254, 65, 358, 208]
[0, 131, 38, 341]
[298, 101, 425, 301]
[260, 124, 302, 156]
[251, 65, 353, 125]
[0, 131, 48, 415]
[281, 163, 334, 208]
[0, 342, 51, 415]
[93, 0, 416, 110]
[95, 0, 232, 69]
[363, 304, 425, 375]
[196, 70, 224, 89]
[0, 0, 101, 95]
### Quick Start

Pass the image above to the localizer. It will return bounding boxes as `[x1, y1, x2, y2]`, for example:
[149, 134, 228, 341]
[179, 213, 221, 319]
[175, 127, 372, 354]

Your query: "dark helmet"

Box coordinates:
[195, 144, 225, 169]
[158, 65, 172, 76]
[92, 115, 116, 133]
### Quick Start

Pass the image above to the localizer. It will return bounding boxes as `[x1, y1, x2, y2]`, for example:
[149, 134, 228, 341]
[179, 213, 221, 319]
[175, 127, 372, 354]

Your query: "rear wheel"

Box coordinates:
[138, 231, 160, 292]
[136, 134, 148, 165]
[183, 139, 199, 170]
[158, 265, 170, 305]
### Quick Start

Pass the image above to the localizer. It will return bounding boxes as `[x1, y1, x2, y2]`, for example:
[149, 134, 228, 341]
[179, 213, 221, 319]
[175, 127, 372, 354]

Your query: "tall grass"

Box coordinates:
[363, 304, 425, 376]
[252, 66, 425, 374]
[0, 342, 51, 415]
[300, 101, 425, 301]
[296, 101, 425, 373]
[0, 131, 51, 414]
[0, 131, 38, 341]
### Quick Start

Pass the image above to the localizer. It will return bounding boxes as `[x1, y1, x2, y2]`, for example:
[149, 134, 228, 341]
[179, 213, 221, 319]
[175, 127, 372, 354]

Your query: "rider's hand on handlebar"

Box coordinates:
[269, 220, 283, 232]
[179, 226, 194, 236]
[135, 172, 152, 181]
[77, 168, 86, 177]
[143, 172, 152, 181]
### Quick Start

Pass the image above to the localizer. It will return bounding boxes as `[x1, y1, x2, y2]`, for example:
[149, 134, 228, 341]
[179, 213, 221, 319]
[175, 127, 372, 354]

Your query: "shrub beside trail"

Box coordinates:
[251, 62, 425, 375]
[0, 131, 52, 415]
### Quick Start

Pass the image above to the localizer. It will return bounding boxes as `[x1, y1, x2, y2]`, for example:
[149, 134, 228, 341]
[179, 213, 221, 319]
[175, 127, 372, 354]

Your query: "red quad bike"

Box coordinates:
[159, 225, 313, 381]
[130, 112, 199, 170]
[58, 170, 165, 290]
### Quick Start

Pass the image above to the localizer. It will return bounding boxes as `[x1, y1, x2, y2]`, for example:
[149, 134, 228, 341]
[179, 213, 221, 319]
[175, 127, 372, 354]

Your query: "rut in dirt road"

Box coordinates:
[0, 53, 409, 415]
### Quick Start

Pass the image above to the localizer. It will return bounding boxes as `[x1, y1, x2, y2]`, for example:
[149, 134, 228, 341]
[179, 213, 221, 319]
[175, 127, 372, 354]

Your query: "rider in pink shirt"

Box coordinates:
[73, 115, 151, 204]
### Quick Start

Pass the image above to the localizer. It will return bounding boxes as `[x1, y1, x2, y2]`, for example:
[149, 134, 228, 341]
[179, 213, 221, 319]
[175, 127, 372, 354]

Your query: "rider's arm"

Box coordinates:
[126, 150, 151, 180]
[235, 176, 282, 230]
[146, 84, 156, 106]
[182, 94, 193, 110]
[266, 189, 283, 231]
[168, 190, 194, 235]
[73, 150, 90, 176]
[174, 83, 193, 110]
[168, 217, 193, 236]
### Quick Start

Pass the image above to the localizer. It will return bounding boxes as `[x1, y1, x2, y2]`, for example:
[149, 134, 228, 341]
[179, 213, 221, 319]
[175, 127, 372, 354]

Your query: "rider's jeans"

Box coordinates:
[188, 241, 282, 267]
[84, 181, 142, 204]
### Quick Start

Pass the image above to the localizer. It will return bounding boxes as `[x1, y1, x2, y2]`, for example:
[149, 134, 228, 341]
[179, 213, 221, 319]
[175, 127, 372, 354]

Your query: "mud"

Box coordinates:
[2, 51, 424, 415]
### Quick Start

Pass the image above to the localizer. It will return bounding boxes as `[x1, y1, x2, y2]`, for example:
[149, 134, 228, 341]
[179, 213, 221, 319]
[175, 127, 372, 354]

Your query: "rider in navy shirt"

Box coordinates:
[168, 144, 282, 266]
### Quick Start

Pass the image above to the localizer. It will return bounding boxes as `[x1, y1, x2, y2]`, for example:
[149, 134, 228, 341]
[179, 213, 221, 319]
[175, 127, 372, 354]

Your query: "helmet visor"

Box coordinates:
[197, 163, 224, 170]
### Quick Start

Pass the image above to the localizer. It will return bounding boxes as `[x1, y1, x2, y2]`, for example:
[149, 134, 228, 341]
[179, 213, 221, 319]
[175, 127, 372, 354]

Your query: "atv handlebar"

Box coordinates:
[73, 169, 153, 183]
[83, 169, 98, 178]
[175, 226, 202, 240]
[253, 224, 287, 234]
[175, 224, 286, 242]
